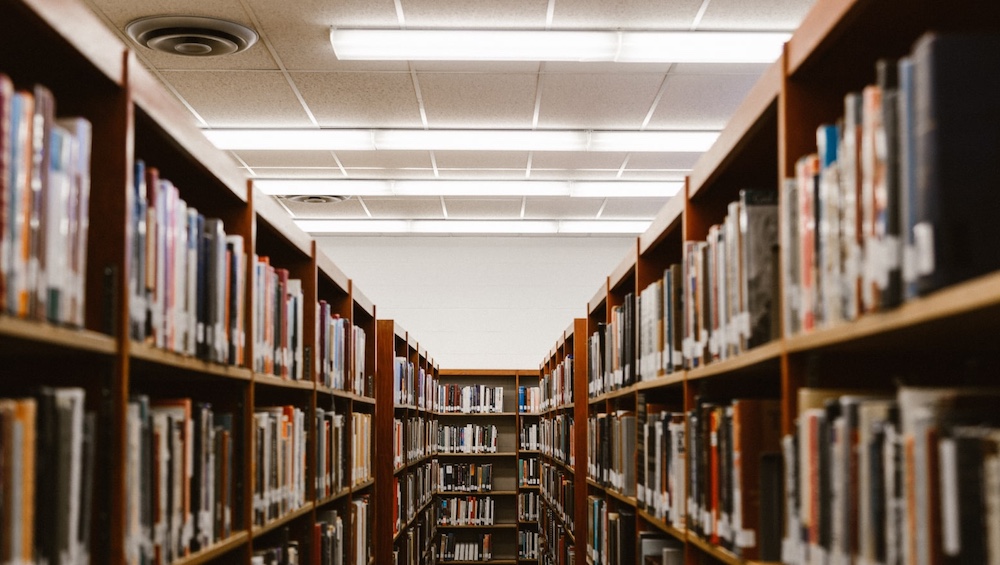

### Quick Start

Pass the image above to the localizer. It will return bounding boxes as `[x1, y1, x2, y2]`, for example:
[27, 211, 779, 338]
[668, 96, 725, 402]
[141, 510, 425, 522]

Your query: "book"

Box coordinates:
[911, 33, 1000, 295]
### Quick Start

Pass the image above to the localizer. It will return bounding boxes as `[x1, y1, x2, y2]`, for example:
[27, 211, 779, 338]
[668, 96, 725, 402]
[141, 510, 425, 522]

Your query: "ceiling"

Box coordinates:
[83, 0, 813, 235]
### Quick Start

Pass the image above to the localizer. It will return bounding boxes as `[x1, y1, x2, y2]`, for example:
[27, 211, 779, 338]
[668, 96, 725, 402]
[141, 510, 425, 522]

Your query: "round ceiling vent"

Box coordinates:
[126, 16, 259, 57]
[284, 195, 351, 204]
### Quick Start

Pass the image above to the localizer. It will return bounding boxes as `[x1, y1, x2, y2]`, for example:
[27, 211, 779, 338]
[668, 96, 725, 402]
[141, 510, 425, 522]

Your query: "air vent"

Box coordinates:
[284, 195, 351, 204]
[126, 16, 258, 57]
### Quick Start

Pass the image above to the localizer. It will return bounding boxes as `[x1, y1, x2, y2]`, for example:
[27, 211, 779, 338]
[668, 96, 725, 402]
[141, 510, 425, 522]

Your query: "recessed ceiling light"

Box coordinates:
[255, 180, 683, 198]
[204, 129, 718, 153]
[296, 219, 652, 235]
[329, 29, 789, 63]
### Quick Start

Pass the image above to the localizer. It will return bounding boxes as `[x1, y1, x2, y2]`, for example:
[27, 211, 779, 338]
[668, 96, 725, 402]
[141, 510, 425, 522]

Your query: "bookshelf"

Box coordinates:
[546, 1, 1000, 565]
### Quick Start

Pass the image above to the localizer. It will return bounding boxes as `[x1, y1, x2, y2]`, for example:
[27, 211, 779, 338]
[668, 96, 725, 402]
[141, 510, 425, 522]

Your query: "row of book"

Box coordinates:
[438, 533, 493, 562]
[685, 398, 782, 561]
[438, 384, 505, 413]
[0, 388, 94, 565]
[540, 462, 574, 531]
[126, 396, 234, 565]
[518, 385, 541, 413]
[438, 423, 499, 454]
[439, 462, 494, 492]
[783, 386, 1000, 565]
[586, 498, 635, 565]
[636, 533, 683, 565]
[784, 34, 1000, 336]
[350, 496, 373, 565]
[410, 416, 438, 460]
[130, 160, 248, 366]
[519, 457, 540, 487]
[683, 191, 779, 369]
[253, 406, 307, 526]
[254, 258, 303, 379]
[317, 409, 372, 498]
[520, 421, 539, 451]
[437, 496, 497, 526]
[253, 529, 302, 565]
[541, 506, 574, 565]
[519, 491, 539, 522]
[636, 401, 685, 530]
[519, 530, 540, 560]
[317, 306, 348, 390]
[394, 505, 434, 565]
[394, 460, 437, 537]
[636, 267, 683, 379]
[314, 509, 346, 565]
[588, 293, 639, 397]
[393, 360, 438, 411]
[540, 355, 573, 410]
[0, 77, 91, 328]
[539, 414, 574, 465]
[587, 411, 637, 498]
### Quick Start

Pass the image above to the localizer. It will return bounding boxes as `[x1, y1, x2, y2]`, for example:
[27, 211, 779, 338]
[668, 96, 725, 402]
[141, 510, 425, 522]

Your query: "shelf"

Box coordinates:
[438, 411, 518, 417]
[437, 452, 518, 457]
[517, 520, 538, 526]
[437, 561, 518, 565]
[0, 316, 117, 356]
[540, 452, 574, 475]
[407, 451, 436, 468]
[605, 488, 638, 507]
[352, 478, 375, 491]
[635, 372, 685, 391]
[586, 477, 602, 490]
[437, 524, 518, 529]
[686, 532, 780, 565]
[518, 484, 540, 490]
[519, 449, 541, 454]
[518, 412, 541, 417]
[254, 373, 315, 391]
[640, 192, 685, 255]
[394, 403, 416, 410]
[170, 531, 249, 565]
[784, 270, 1000, 355]
[686, 340, 784, 382]
[636, 508, 687, 543]
[130, 342, 253, 381]
[252, 504, 314, 537]
[315, 488, 352, 507]
[441, 490, 518, 496]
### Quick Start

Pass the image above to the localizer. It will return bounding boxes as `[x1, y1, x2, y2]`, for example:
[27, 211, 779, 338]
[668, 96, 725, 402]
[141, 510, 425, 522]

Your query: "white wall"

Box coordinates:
[315, 236, 635, 370]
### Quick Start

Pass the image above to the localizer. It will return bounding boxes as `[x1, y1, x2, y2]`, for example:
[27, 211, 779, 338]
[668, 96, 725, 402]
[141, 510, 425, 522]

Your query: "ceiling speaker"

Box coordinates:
[283, 195, 351, 204]
[126, 16, 258, 57]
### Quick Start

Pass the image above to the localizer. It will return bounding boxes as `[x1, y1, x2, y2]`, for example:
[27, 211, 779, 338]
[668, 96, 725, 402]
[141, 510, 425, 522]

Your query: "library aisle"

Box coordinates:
[2, 0, 1000, 564]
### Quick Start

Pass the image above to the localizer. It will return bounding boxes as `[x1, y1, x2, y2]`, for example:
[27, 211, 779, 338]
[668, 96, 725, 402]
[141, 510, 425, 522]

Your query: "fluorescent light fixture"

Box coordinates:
[204, 128, 718, 153]
[256, 179, 681, 198]
[330, 29, 789, 63]
[296, 219, 651, 235]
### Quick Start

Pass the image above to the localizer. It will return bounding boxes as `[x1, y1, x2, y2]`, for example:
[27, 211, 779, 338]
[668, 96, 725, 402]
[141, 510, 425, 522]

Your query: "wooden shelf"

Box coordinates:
[253, 373, 315, 391]
[437, 561, 517, 565]
[353, 478, 375, 491]
[316, 488, 352, 506]
[438, 411, 518, 417]
[169, 531, 249, 565]
[437, 452, 518, 457]
[441, 490, 518, 496]
[686, 340, 784, 382]
[604, 488, 638, 507]
[252, 504, 314, 537]
[540, 452, 574, 475]
[0, 316, 116, 356]
[437, 524, 518, 529]
[784, 269, 1000, 355]
[130, 342, 252, 381]
[636, 508, 686, 543]
[640, 193, 685, 256]
[686, 532, 781, 565]
[635, 372, 685, 391]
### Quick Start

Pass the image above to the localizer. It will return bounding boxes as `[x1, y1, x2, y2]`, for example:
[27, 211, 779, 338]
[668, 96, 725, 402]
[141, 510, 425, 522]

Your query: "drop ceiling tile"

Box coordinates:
[599, 198, 667, 219]
[337, 151, 432, 169]
[443, 198, 523, 220]
[236, 150, 341, 168]
[435, 169, 530, 180]
[412, 61, 542, 73]
[418, 73, 538, 129]
[543, 62, 671, 74]
[161, 70, 313, 127]
[279, 196, 369, 219]
[523, 197, 603, 220]
[537, 73, 664, 129]
[346, 168, 438, 179]
[363, 197, 445, 219]
[434, 151, 530, 170]
[243, 0, 408, 71]
[670, 63, 772, 75]
[530, 152, 628, 170]
[646, 73, 760, 130]
[697, 0, 814, 30]
[617, 169, 689, 181]
[291, 72, 422, 128]
[626, 152, 701, 170]
[550, 0, 703, 29]
[401, 0, 549, 27]
[249, 167, 345, 178]
[528, 169, 620, 181]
